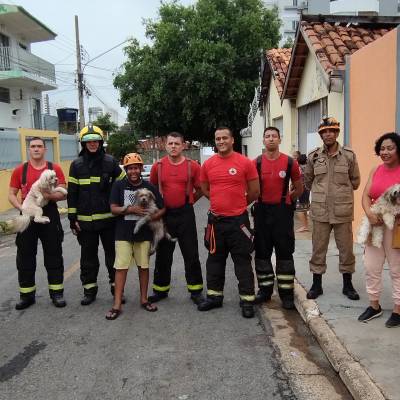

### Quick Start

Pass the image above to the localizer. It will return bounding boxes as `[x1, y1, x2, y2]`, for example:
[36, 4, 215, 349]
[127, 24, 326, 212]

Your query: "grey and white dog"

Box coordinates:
[357, 183, 400, 248]
[133, 188, 176, 254]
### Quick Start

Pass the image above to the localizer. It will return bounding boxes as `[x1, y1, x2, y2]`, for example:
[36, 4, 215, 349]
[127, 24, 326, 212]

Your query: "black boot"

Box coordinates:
[254, 289, 272, 304]
[306, 274, 323, 299]
[81, 293, 96, 306]
[281, 297, 295, 310]
[15, 295, 35, 310]
[241, 301, 255, 318]
[197, 295, 223, 311]
[342, 273, 360, 300]
[51, 293, 66, 308]
[190, 292, 205, 305]
[148, 291, 168, 303]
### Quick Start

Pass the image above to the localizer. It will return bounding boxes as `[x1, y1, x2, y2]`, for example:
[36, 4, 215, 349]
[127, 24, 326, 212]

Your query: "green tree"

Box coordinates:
[92, 112, 118, 136]
[282, 36, 294, 48]
[106, 131, 137, 162]
[114, 0, 281, 144]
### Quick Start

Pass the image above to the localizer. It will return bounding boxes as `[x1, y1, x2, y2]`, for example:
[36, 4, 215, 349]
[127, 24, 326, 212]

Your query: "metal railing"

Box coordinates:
[0, 46, 56, 85]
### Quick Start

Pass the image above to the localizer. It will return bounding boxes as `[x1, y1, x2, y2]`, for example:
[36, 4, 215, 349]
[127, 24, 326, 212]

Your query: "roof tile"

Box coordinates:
[301, 22, 392, 74]
[265, 48, 292, 97]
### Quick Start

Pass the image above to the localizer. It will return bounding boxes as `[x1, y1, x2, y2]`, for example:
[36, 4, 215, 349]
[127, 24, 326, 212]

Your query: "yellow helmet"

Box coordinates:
[79, 124, 104, 142]
[318, 117, 340, 134]
[123, 153, 143, 168]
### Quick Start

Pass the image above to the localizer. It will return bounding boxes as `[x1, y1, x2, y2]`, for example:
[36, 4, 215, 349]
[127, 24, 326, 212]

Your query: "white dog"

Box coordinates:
[133, 188, 176, 254]
[0, 169, 67, 234]
[357, 183, 400, 247]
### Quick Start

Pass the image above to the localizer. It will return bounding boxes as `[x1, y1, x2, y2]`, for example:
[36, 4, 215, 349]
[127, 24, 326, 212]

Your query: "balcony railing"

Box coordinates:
[0, 46, 56, 86]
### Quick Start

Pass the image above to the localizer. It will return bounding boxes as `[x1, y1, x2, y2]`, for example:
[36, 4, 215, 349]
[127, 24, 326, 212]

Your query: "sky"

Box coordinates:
[11, 0, 195, 125]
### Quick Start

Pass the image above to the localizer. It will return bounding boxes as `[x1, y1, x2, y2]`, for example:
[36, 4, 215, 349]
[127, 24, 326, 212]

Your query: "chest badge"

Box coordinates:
[279, 170, 286, 178]
[228, 168, 237, 176]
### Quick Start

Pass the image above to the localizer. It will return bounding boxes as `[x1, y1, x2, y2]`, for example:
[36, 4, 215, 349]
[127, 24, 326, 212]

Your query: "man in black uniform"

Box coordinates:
[8, 137, 67, 309]
[68, 124, 125, 305]
[253, 127, 303, 310]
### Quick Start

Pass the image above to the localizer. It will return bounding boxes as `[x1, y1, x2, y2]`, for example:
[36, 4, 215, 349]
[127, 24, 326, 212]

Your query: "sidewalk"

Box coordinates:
[293, 223, 399, 400]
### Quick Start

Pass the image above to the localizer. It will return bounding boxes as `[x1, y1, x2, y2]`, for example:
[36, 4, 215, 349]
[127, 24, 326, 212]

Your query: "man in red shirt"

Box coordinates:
[253, 127, 303, 309]
[9, 137, 67, 310]
[148, 132, 204, 304]
[198, 127, 260, 318]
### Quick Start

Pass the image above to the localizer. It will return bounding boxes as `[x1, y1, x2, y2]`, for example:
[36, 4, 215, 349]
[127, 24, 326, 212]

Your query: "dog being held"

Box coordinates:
[0, 169, 67, 234]
[133, 188, 176, 254]
[357, 183, 400, 248]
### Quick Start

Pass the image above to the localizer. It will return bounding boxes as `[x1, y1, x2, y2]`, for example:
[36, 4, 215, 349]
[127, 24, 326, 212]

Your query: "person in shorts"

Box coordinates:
[106, 153, 165, 320]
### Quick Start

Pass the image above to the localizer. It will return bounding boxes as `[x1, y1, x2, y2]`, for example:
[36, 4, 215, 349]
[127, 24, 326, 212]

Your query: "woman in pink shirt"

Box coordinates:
[358, 133, 400, 327]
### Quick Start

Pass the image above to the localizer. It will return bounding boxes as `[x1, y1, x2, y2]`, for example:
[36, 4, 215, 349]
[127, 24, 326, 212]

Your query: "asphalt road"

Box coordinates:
[0, 199, 350, 400]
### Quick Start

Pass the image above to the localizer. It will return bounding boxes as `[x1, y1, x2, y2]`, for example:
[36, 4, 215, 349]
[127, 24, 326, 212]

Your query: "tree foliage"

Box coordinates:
[107, 131, 137, 163]
[114, 0, 280, 144]
[92, 112, 118, 135]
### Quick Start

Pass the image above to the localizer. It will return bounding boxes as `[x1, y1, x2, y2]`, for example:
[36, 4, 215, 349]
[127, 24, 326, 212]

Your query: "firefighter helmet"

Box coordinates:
[79, 124, 104, 142]
[318, 117, 340, 134]
[123, 153, 143, 167]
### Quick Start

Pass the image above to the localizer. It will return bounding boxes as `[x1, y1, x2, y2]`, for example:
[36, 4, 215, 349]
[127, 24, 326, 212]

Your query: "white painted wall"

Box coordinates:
[0, 87, 42, 129]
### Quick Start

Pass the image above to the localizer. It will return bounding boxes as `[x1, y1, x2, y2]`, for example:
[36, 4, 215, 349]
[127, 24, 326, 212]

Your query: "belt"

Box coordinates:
[208, 211, 247, 222]
[166, 204, 192, 214]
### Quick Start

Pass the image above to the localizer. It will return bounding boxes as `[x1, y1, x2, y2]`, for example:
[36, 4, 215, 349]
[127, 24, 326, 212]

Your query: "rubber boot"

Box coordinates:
[306, 274, 323, 299]
[51, 292, 66, 308]
[197, 295, 223, 311]
[148, 291, 168, 303]
[342, 273, 360, 300]
[254, 288, 272, 304]
[241, 301, 255, 318]
[15, 294, 35, 310]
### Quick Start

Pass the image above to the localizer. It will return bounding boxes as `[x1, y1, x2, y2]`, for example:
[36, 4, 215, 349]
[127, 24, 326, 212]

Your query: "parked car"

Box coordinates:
[142, 164, 152, 181]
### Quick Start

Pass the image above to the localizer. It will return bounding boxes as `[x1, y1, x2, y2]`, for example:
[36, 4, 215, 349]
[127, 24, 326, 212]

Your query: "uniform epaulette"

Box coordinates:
[342, 146, 354, 153]
[308, 147, 320, 158]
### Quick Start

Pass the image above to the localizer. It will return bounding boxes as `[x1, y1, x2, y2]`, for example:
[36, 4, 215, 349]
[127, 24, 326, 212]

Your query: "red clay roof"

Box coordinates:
[266, 48, 292, 96]
[301, 21, 391, 74]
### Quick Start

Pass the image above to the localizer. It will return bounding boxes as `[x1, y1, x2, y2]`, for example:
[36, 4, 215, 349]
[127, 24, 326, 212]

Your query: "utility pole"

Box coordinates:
[75, 15, 85, 130]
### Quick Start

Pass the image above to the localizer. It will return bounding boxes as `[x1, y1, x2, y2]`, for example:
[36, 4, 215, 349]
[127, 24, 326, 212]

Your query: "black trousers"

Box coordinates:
[16, 203, 64, 298]
[153, 204, 203, 294]
[205, 212, 255, 301]
[253, 203, 295, 300]
[77, 224, 115, 295]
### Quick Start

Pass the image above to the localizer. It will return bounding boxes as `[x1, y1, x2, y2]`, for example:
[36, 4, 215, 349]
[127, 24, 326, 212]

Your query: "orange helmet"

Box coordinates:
[123, 153, 143, 168]
[318, 116, 340, 134]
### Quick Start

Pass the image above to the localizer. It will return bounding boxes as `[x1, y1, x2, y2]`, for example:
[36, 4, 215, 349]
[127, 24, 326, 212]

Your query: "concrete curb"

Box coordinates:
[293, 280, 386, 400]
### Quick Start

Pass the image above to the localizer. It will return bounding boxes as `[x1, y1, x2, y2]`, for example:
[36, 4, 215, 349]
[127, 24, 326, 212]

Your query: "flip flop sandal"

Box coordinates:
[141, 302, 158, 312]
[105, 308, 122, 320]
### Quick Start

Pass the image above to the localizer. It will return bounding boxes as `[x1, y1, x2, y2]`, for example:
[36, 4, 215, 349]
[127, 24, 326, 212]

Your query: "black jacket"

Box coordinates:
[67, 150, 125, 231]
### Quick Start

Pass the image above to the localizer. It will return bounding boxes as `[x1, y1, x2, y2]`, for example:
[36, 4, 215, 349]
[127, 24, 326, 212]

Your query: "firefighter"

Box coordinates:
[9, 137, 67, 310]
[197, 127, 260, 318]
[304, 117, 361, 300]
[148, 131, 204, 305]
[253, 127, 303, 310]
[68, 124, 125, 305]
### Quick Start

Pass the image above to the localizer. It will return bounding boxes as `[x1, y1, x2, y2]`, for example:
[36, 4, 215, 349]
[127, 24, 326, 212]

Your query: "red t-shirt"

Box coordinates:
[150, 157, 201, 209]
[10, 161, 66, 200]
[253, 153, 301, 205]
[200, 152, 258, 216]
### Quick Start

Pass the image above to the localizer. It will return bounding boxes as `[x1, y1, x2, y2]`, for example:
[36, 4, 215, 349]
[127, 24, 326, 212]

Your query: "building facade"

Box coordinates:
[0, 4, 57, 131]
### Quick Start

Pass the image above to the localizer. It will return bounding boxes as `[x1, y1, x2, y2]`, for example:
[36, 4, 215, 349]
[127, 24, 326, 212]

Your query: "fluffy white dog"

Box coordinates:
[132, 188, 176, 254]
[0, 169, 67, 234]
[357, 183, 400, 247]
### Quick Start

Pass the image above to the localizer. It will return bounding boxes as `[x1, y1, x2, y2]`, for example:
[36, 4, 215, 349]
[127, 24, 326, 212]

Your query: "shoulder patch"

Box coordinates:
[308, 147, 320, 155]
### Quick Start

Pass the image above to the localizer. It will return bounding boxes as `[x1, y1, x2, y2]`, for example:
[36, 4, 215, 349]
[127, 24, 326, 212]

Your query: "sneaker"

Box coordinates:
[385, 312, 400, 328]
[358, 306, 382, 322]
